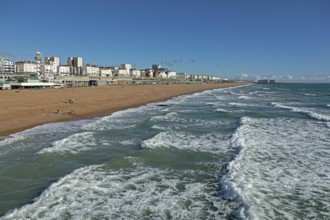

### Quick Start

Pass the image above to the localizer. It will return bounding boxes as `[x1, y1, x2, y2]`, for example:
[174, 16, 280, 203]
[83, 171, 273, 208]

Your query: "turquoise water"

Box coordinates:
[0, 84, 329, 219]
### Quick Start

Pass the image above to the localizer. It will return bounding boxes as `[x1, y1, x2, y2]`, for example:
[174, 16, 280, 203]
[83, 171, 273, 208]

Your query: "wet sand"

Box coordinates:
[0, 82, 245, 136]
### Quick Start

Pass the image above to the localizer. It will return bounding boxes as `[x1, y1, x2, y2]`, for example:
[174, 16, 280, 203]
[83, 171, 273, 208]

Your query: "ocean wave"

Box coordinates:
[0, 120, 90, 147]
[228, 102, 258, 107]
[149, 112, 179, 122]
[304, 93, 316, 96]
[238, 96, 252, 100]
[2, 163, 229, 219]
[38, 132, 99, 154]
[83, 105, 161, 131]
[141, 131, 231, 155]
[219, 116, 253, 219]
[271, 102, 330, 121]
[150, 111, 232, 130]
[215, 108, 229, 113]
[221, 117, 330, 219]
[0, 135, 27, 147]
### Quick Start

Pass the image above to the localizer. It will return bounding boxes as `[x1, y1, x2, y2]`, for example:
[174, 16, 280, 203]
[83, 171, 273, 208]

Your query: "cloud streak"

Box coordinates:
[239, 72, 330, 83]
[0, 50, 15, 58]
[159, 58, 196, 67]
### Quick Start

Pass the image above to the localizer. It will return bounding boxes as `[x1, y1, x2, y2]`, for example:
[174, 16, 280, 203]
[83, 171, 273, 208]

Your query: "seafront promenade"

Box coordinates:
[0, 82, 245, 136]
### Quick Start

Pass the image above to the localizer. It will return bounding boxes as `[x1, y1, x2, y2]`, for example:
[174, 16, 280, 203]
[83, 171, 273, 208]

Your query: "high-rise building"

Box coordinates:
[45, 56, 60, 66]
[152, 64, 161, 77]
[0, 58, 16, 73]
[121, 64, 132, 70]
[67, 57, 83, 67]
[152, 64, 160, 70]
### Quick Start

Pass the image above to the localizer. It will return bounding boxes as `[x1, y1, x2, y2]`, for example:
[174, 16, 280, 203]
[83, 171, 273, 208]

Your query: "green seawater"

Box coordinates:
[0, 84, 330, 219]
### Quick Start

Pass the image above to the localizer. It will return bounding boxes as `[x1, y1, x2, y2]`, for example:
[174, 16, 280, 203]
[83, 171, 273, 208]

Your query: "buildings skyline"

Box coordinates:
[0, 52, 222, 88]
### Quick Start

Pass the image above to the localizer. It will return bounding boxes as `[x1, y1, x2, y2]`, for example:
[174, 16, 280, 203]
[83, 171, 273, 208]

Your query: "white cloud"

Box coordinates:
[236, 73, 330, 82]
[240, 73, 249, 78]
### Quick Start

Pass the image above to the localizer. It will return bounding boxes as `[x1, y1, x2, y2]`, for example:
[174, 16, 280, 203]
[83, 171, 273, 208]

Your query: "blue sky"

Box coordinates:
[1, 0, 329, 82]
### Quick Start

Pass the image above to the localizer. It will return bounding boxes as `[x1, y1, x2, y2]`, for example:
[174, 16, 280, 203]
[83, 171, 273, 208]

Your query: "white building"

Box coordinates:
[120, 64, 131, 76]
[167, 71, 176, 78]
[0, 58, 16, 73]
[58, 65, 71, 76]
[158, 71, 177, 78]
[84, 65, 100, 77]
[158, 71, 167, 78]
[176, 72, 189, 80]
[113, 69, 129, 77]
[99, 67, 112, 77]
[40, 64, 58, 75]
[130, 69, 141, 78]
[15, 61, 37, 73]
[144, 69, 154, 78]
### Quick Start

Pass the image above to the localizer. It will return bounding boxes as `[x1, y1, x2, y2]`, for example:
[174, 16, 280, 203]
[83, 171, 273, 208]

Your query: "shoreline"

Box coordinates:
[0, 82, 248, 137]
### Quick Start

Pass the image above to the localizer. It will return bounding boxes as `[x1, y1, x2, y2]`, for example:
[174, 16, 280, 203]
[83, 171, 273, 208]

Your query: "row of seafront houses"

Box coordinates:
[0, 56, 223, 89]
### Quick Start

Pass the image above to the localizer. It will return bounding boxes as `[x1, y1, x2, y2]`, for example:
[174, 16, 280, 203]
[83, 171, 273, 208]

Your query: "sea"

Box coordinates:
[0, 83, 329, 219]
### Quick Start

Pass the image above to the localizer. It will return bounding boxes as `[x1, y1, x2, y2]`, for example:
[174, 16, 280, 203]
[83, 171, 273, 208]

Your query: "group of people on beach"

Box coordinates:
[65, 98, 75, 104]
[55, 98, 76, 115]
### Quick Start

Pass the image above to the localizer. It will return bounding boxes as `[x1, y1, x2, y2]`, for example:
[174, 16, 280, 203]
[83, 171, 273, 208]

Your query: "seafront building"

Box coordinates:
[67, 57, 83, 67]
[99, 67, 113, 78]
[0, 53, 224, 89]
[0, 58, 16, 73]
[15, 60, 37, 73]
[130, 69, 141, 78]
[45, 56, 60, 66]
[58, 65, 71, 76]
[84, 64, 100, 77]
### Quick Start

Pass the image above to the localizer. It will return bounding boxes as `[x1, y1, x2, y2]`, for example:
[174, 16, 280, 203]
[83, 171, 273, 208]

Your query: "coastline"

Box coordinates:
[0, 82, 247, 136]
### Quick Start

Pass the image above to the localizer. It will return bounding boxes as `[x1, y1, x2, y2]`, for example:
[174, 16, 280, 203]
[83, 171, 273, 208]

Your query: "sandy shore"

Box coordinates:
[0, 82, 246, 136]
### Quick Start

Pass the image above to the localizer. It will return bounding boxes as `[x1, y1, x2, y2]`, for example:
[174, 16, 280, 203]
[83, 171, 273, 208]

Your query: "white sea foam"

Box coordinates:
[0, 135, 27, 147]
[271, 102, 330, 121]
[238, 95, 251, 100]
[228, 102, 258, 107]
[304, 93, 316, 96]
[141, 131, 230, 155]
[119, 139, 140, 146]
[215, 108, 230, 113]
[149, 112, 179, 122]
[38, 132, 98, 154]
[0, 120, 90, 147]
[221, 117, 330, 219]
[2, 163, 228, 219]
[150, 111, 231, 130]
[83, 105, 161, 131]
